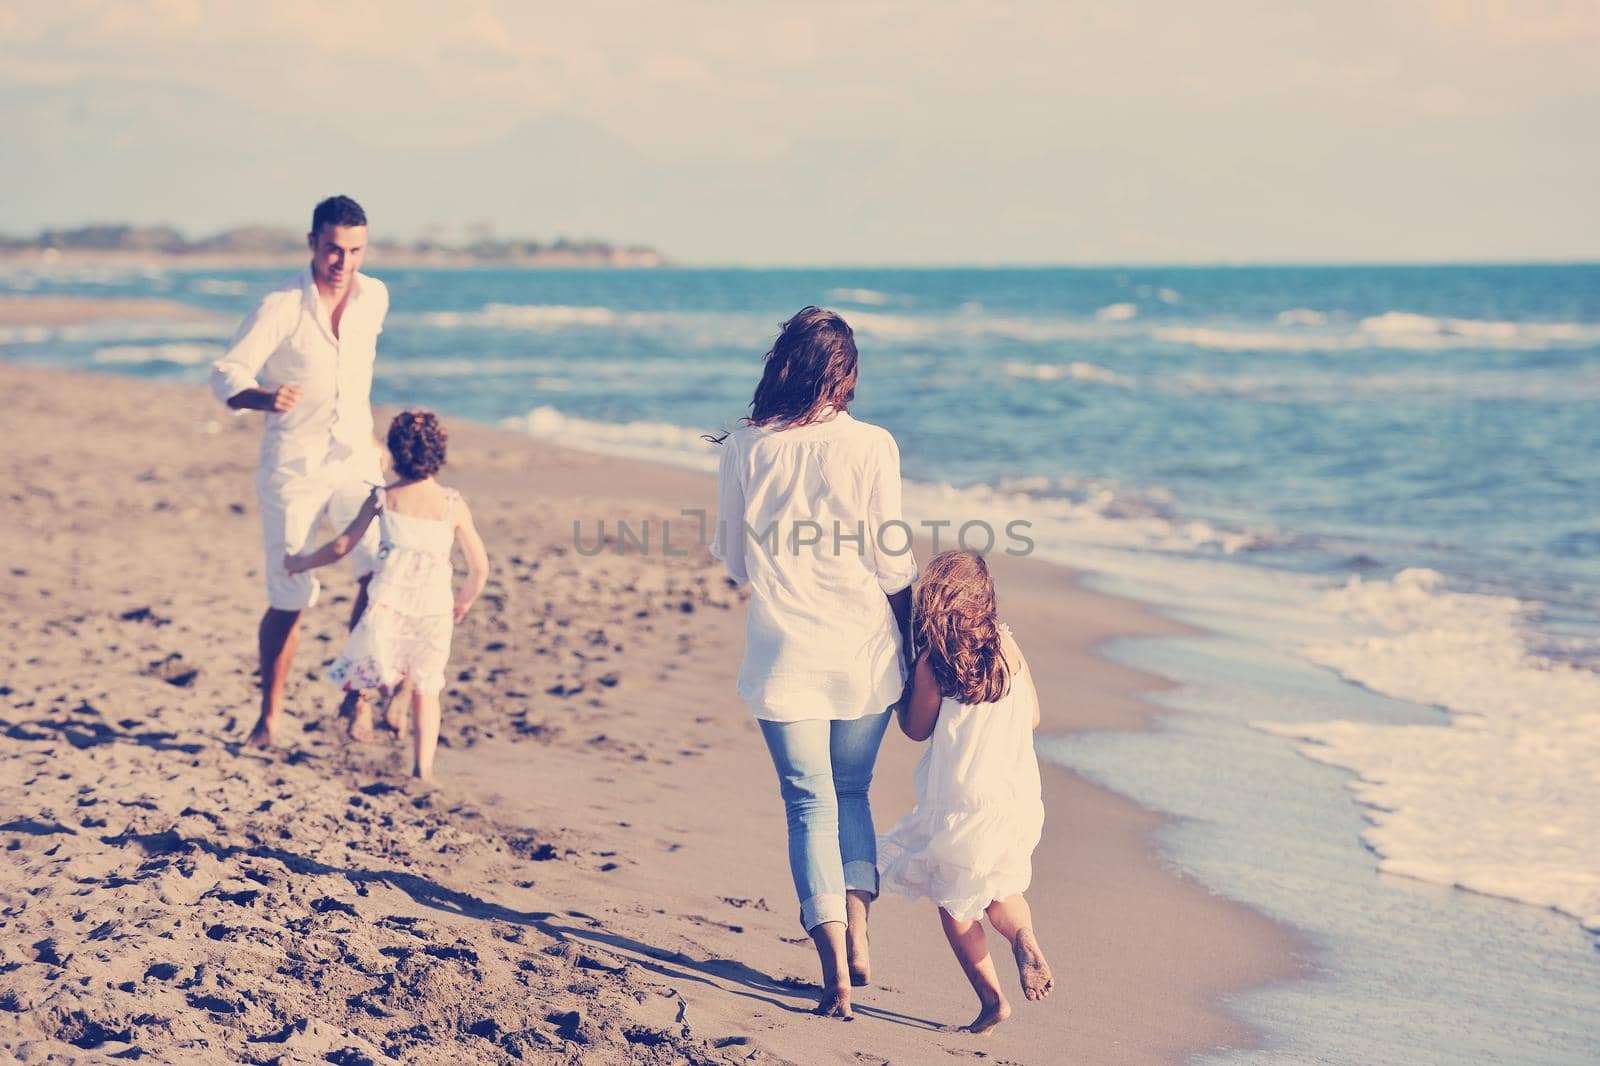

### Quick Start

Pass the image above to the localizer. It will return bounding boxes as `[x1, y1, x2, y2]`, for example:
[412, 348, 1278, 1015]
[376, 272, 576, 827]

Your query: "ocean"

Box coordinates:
[4, 262, 1597, 1062]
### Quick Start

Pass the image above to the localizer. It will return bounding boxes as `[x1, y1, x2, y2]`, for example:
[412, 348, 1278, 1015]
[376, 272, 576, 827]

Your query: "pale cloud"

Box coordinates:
[1425, 0, 1600, 42]
[461, 6, 516, 53]
[8, 3, 1593, 150]
[2, 1, 1596, 261]
[1415, 83, 1469, 118]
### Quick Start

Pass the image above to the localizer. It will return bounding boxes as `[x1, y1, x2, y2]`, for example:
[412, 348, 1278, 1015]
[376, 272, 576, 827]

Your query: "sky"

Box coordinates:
[2, 0, 1598, 264]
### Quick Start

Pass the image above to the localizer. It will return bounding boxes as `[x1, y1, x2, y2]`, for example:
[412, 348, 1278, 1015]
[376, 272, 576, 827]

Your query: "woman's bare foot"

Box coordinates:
[246, 711, 279, 748]
[846, 929, 870, 987]
[1013, 927, 1054, 1001]
[813, 985, 853, 1020]
[845, 891, 871, 986]
[343, 692, 376, 742]
[962, 996, 1011, 1034]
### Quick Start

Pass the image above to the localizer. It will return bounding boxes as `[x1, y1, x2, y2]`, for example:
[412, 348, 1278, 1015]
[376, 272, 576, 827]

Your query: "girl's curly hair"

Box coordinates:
[914, 550, 1010, 706]
[387, 409, 448, 481]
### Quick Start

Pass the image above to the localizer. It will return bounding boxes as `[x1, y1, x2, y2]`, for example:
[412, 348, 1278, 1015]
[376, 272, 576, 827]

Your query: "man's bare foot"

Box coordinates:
[383, 682, 410, 738]
[247, 712, 279, 748]
[962, 997, 1012, 1035]
[845, 894, 871, 986]
[1013, 928, 1054, 1001]
[812, 986, 853, 1020]
[344, 693, 376, 743]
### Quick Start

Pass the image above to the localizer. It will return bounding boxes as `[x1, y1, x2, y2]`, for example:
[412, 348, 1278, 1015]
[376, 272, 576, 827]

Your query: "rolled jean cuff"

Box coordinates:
[799, 892, 847, 931]
[844, 860, 879, 899]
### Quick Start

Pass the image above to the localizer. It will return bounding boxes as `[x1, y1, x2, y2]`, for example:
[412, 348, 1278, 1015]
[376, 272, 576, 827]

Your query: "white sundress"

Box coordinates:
[877, 624, 1044, 922]
[326, 486, 457, 696]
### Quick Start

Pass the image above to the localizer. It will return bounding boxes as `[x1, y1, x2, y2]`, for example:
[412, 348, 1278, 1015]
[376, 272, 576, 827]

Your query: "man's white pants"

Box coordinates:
[257, 453, 383, 612]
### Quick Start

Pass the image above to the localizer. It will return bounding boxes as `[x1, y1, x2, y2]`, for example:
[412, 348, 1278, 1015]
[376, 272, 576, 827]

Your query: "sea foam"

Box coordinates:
[825, 287, 893, 306]
[1263, 568, 1600, 934]
[420, 304, 618, 329]
[847, 310, 1124, 343]
[0, 325, 53, 344]
[92, 343, 222, 366]
[57, 320, 232, 343]
[502, 405, 1277, 557]
[508, 406, 720, 472]
[1003, 360, 1131, 386]
[1156, 312, 1600, 353]
[193, 278, 250, 295]
[900, 475, 1279, 557]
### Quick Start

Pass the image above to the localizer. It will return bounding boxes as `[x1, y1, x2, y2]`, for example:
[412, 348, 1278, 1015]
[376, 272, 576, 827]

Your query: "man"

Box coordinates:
[211, 195, 389, 747]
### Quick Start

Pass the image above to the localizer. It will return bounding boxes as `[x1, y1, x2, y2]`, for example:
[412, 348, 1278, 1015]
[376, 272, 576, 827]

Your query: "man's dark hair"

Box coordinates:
[310, 195, 367, 236]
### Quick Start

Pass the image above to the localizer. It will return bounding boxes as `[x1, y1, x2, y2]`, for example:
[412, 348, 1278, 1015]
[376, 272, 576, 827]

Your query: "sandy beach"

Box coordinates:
[0, 296, 214, 327]
[0, 348, 1300, 1063]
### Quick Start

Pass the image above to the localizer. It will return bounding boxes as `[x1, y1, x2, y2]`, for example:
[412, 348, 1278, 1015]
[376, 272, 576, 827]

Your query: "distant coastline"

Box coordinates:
[0, 224, 665, 269]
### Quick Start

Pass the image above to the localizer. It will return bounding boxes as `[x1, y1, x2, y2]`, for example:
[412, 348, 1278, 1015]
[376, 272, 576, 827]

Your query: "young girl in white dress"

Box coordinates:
[285, 410, 489, 780]
[877, 550, 1054, 1034]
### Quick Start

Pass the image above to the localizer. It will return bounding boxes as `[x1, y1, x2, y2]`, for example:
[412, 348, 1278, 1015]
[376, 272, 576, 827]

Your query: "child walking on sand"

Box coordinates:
[286, 410, 489, 780]
[877, 550, 1054, 1034]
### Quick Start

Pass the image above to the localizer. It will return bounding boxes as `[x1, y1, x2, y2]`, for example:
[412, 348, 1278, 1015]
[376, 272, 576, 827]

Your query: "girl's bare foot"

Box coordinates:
[963, 996, 1011, 1034]
[845, 891, 871, 986]
[344, 693, 376, 742]
[813, 986, 853, 1020]
[1013, 927, 1054, 1001]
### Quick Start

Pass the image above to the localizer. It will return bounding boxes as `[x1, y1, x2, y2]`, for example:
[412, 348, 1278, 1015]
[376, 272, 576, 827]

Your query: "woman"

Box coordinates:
[712, 306, 917, 1019]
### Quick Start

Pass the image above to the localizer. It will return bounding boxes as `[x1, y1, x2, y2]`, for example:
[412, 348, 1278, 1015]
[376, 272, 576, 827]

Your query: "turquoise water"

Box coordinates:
[4, 262, 1598, 1060]
[11, 264, 1599, 617]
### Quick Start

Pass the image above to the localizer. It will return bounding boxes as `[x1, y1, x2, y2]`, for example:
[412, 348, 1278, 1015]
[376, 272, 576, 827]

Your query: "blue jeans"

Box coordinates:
[758, 710, 893, 931]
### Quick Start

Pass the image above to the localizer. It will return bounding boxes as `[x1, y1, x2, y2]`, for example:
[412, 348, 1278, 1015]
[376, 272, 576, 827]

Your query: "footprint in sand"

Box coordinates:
[143, 653, 198, 688]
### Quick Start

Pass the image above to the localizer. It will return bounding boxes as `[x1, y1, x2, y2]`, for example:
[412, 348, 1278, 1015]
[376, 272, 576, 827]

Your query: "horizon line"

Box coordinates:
[653, 257, 1600, 271]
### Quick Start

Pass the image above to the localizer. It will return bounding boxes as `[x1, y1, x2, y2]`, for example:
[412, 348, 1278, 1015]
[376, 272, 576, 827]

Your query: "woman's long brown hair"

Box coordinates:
[915, 551, 1011, 705]
[705, 306, 859, 444]
[747, 305, 858, 428]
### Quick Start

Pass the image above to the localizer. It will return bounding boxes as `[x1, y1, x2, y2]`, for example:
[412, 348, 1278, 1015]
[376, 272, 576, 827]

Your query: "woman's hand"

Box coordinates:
[282, 552, 305, 575]
[453, 597, 474, 624]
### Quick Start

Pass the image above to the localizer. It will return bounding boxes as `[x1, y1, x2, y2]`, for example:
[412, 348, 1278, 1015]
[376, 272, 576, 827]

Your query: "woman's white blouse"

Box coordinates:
[712, 411, 918, 721]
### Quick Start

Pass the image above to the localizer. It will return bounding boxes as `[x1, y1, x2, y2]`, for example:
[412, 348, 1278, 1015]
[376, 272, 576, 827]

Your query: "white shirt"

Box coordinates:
[210, 266, 389, 481]
[712, 411, 919, 721]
